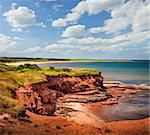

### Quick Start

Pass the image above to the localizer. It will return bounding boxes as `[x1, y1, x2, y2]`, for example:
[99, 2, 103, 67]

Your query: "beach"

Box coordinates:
[5, 59, 131, 66]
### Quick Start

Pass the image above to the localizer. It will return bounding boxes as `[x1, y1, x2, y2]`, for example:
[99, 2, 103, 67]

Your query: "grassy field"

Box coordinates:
[0, 63, 100, 116]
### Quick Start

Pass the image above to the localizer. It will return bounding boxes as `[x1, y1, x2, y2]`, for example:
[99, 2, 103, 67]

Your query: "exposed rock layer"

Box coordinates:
[16, 74, 108, 115]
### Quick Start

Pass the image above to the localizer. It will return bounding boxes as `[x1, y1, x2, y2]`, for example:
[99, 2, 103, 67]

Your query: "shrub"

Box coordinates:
[61, 68, 72, 72]
[0, 63, 17, 72]
[49, 66, 55, 70]
[17, 64, 41, 71]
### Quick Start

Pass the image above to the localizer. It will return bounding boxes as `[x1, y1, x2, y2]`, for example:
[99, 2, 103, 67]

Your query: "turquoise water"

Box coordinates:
[39, 60, 149, 84]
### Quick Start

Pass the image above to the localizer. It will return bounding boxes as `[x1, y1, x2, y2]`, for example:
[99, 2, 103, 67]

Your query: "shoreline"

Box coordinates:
[4, 60, 131, 66]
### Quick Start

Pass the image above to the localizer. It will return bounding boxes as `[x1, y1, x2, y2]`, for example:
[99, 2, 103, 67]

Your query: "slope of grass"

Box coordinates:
[0, 63, 101, 116]
[0, 71, 23, 116]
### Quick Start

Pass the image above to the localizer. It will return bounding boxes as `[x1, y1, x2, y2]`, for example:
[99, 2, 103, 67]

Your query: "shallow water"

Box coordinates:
[39, 60, 149, 84]
[93, 91, 149, 122]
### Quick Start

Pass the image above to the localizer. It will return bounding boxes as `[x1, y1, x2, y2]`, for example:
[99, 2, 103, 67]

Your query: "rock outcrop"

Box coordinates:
[45, 75, 105, 93]
[16, 88, 57, 115]
[16, 74, 109, 116]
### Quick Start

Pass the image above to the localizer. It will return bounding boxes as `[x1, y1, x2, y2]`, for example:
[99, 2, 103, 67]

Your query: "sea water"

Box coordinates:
[39, 60, 149, 85]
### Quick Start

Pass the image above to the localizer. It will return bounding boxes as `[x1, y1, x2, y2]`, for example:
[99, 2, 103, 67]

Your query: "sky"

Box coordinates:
[0, 0, 149, 59]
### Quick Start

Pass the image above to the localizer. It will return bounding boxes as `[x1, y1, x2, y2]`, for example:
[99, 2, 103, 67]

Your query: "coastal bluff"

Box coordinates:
[16, 74, 111, 116]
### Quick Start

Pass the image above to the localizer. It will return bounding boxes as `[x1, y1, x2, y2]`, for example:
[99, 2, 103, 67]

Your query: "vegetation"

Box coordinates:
[0, 63, 101, 116]
[0, 57, 130, 63]
[0, 57, 71, 63]
[0, 70, 23, 116]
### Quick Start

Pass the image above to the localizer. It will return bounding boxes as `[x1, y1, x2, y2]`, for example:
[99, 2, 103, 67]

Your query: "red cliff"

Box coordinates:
[16, 74, 111, 115]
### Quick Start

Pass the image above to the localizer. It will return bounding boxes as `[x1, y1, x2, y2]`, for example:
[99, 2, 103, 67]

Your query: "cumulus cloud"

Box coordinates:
[61, 24, 88, 37]
[52, 0, 122, 27]
[0, 33, 21, 50]
[60, 30, 150, 52]
[25, 46, 43, 53]
[61, 0, 149, 37]
[25, 29, 150, 55]
[3, 3, 45, 32]
[92, 0, 149, 34]
[25, 44, 77, 54]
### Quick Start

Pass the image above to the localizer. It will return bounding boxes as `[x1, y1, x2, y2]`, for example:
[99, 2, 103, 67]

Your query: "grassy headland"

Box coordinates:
[0, 63, 100, 116]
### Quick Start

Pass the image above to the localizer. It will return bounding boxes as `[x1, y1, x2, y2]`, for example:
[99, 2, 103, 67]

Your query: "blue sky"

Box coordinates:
[0, 0, 149, 59]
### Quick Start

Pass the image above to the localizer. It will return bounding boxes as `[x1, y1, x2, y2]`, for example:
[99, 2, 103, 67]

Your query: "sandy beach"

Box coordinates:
[4, 60, 99, 66]
[4, 60, 131, 66]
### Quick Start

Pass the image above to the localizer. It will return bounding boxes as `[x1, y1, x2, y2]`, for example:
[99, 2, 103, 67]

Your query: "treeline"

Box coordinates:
[0, 57, 71, 62]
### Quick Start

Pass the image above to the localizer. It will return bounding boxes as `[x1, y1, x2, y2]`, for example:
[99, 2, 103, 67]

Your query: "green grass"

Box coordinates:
[0, 95, 23, 116]
[0, 73, 19, 97]
[0, 70, 23, 116]
[0, 63, 101, 116]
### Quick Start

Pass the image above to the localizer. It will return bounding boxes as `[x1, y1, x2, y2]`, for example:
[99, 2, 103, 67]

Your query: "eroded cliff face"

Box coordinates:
[16, 74, 111, 115]
[32, 75, 105, 93]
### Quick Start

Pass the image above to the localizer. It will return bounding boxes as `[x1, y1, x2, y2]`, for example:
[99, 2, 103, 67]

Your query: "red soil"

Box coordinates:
[102, 118, 150, 135]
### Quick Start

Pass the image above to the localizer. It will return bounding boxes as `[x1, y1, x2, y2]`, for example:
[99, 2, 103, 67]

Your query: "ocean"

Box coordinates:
[39, 60, 149, 85]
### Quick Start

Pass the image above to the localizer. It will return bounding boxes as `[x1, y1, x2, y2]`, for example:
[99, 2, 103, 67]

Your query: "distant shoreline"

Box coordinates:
[5, 60, 131, 66]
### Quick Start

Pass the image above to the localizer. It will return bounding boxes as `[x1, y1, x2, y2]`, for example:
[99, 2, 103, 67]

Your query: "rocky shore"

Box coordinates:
[0, 73, 149, 134]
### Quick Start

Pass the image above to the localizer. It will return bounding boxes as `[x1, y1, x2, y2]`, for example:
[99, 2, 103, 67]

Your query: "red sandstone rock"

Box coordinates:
[45, 75, 105, 93]
[16, 88, 56, 115]
[16, 75, 106, 115]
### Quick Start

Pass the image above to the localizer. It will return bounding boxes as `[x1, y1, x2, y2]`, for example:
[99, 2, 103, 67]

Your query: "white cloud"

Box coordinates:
[52, 4, 63, 12]
[60, 30, 150, 51]
[52, 0, 122, 27]
[25, 44, 77, 54]
[90, 17, 130, 34]
[35, 2, 40, 7]
[62, 24, 88, 37]
[110, 0, 150, 33]
[61, 17, 130, 38]
[24, 29, 150, 55]
[59, 0, 150, 37]
[131, 4, 150, 32]
[25, 46, 43, 53]
[3, 3, 45, 32]
[60, 0, 149, 37]
[45, 44, 70, 52]
[0, 33, 20, 50]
